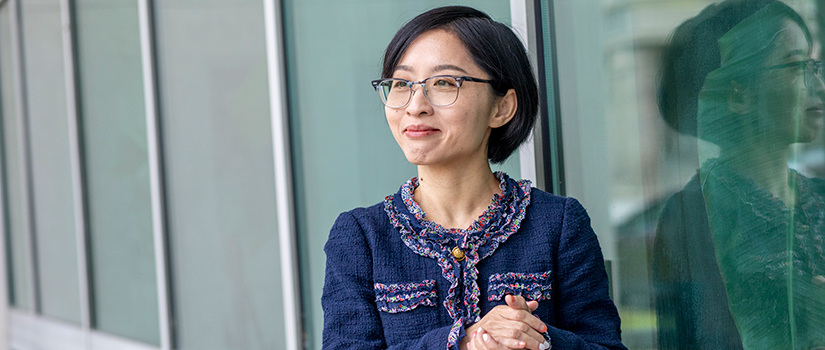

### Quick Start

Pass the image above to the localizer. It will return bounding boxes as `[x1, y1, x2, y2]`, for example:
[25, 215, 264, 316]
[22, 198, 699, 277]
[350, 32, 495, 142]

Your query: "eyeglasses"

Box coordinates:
[370, 75, 495, 108]
[766, 59, 825, 88]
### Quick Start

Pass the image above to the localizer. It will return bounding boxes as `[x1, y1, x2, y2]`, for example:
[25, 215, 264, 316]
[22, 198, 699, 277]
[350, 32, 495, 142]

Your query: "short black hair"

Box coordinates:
[381, 6, 539, 164]
[657, 0, 773, 137]
[657, 0, 810, 139]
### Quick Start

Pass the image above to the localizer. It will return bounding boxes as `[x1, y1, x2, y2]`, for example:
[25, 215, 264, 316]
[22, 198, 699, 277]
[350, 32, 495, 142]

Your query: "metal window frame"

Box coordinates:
[512, 0, 540, 187]
[137, 0, 174, 349]
[512, 0, 562, 193]
[534, 0, 566, 195]
[263, 1, 302, 349]
[9, 0, 39, 315]
[59, 0, 92, 341]
[2, 0, 172, 348]
[0, 2, 11, 348]
[0, 1, 553, 349]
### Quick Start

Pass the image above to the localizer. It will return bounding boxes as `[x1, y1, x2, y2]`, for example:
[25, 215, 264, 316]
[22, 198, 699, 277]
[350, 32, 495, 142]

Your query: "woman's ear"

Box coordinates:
[489, 89, 518, 128]
[727, 81, 753, 115]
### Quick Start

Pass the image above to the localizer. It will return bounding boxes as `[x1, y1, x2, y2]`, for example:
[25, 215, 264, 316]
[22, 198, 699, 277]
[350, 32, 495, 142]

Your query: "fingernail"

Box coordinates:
[540, 341, 550, 350]
[482, 333, 489, 342]
[472, 331, 477, 338]
[519, 340, 526, 347]
[541, 324, 548, 332]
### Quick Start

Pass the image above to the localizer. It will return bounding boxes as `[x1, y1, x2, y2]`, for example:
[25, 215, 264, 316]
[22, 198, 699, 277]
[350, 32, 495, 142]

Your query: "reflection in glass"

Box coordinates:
[74, 0, 159, 343]
[654, 1, 825, 349]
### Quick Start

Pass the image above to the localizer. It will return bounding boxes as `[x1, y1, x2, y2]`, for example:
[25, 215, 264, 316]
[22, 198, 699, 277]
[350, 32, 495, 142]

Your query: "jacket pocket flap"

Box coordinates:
[487, 270, 553, 301]
[374, 280, 438, 313]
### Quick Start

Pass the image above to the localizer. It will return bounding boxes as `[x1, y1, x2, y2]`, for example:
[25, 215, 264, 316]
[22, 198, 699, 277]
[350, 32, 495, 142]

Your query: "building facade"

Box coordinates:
[0, 0, 822, 349]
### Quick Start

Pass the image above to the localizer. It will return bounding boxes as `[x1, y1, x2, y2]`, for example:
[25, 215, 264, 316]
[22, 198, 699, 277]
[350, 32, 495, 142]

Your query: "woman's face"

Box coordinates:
[753, 19, 825, 144]
[385, 29, 514, 167]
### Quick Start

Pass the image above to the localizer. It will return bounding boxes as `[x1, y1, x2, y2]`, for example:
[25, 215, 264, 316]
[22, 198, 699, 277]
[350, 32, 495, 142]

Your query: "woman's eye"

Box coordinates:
[392, 80, 409, 89]
[432, 78, 456, 87]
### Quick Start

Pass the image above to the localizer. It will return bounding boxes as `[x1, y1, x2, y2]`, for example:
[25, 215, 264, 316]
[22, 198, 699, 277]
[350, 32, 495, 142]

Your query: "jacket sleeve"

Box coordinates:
[547, 197, 627, 349]
[322, 211, 460, 350]
[652, 192, 695, 349]
[652, 189, 743, 350]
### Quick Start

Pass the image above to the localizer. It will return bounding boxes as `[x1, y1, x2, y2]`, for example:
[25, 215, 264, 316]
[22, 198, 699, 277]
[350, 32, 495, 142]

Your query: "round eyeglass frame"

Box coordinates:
[765, 58, 825, 88]
[370, 75, 495, 108]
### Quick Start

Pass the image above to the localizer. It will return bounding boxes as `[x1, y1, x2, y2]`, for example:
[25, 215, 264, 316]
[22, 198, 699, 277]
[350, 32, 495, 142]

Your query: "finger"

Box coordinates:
[488, 320, 545, 349]
[477, 327, 505, 350]
[526, 300, 539, 312]
[495, 336, 528, 349]
[467, 330, 479, 350]
[505, 295, 530, 311]
[472, 327, 490, 350]
[498, 307, 547, 334]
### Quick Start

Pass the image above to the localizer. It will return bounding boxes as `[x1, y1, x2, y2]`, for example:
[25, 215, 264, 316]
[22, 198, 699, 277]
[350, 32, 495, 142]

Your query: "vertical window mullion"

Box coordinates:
[534, 0, 565, 195]
[59, 0, 92, 336]
[0, 3, 12, 348]
[511, 0, 540, 187]
[137, 0, 172, 349]
[9, 0, 40, 314]
[263, 0, 302, 349]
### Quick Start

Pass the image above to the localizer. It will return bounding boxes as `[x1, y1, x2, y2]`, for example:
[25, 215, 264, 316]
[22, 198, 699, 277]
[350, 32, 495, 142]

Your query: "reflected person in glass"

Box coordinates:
[654, 1, 825, 349]
[321, 6, 626, 350]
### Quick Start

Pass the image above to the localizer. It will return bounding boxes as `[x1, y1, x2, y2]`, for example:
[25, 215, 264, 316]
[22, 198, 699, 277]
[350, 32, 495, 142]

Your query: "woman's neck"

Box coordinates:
[718, 142, 793, 204]
[413, 159, 502, 230]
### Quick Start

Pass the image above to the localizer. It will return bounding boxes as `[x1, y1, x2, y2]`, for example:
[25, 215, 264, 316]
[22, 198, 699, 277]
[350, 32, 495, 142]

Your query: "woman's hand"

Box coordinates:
[466, 327, 508, 350]
[460, 295, 548, 350]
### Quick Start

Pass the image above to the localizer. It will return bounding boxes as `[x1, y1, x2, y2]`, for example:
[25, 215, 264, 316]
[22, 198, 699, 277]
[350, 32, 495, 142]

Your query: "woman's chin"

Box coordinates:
[797, 115, 824, 143]
[403, 152, 434, 166]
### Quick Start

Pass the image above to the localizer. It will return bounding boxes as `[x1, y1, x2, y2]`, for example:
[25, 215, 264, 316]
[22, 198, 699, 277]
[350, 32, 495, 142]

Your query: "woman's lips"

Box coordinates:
[404, 125, 440, 137]
[806, 105, 825, 118]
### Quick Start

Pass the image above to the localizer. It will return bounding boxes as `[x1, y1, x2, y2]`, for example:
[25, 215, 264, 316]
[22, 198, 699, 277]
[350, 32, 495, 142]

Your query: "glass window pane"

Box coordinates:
[0, 2, 34, 312]
[20, 0, 81, 323]
[281, 2, 516, 348]
[74, 0, 159, 344]
[549, 0, 825, 348]
[153, 1, 284, 349]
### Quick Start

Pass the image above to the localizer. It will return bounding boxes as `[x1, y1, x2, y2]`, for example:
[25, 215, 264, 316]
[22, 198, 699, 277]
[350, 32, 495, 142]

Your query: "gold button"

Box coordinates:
[451, 247, 465, 261]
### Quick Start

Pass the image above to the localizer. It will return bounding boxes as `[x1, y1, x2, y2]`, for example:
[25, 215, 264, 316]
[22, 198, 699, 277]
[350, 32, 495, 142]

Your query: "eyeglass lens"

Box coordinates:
[377, 77, 460, 108]
[808, 61, 825, 88]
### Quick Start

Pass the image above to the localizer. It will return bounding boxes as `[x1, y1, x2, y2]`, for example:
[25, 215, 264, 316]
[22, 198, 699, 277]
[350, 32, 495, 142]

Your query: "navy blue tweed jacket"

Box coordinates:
[322, 182, 626, 349]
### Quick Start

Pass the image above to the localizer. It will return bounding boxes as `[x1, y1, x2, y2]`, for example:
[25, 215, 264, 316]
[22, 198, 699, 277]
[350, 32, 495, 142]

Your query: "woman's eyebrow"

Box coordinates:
[432, 64, 468, 74]
[782, 49, 809, 60]
[394, 65, 414, 72]
[393, 64, 469, 76]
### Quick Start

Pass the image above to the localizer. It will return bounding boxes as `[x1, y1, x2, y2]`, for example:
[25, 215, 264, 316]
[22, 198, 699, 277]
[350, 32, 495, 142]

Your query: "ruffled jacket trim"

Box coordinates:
[383, 172, 532, 348]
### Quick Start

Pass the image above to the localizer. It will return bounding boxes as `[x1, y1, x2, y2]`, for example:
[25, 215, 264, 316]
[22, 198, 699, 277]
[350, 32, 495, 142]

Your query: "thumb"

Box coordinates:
[505, 294, 530, 311]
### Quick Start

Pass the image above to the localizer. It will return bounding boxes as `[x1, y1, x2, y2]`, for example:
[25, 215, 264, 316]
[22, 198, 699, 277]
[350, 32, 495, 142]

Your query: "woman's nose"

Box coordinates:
[405, 85, 433, 116]
[811, 72, 825, 98]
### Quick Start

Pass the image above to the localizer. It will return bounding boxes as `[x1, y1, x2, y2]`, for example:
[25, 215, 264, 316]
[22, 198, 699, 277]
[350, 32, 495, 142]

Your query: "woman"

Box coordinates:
[322, 6, 626, 350]
[654, 1, 825, 348]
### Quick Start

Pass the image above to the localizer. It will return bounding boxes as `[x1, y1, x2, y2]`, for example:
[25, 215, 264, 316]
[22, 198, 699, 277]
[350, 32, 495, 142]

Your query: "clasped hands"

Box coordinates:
[460, 295, 550, 350]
